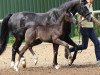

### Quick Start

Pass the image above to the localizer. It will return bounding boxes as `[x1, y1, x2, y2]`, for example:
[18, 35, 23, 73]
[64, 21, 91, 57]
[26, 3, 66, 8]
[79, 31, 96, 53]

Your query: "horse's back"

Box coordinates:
[9, 12, 36, 22]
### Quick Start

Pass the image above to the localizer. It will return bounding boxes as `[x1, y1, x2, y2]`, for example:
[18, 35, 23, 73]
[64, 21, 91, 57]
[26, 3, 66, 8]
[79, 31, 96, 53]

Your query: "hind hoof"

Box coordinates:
[33, 55, 38, 65]
[21, 57, 26, 68]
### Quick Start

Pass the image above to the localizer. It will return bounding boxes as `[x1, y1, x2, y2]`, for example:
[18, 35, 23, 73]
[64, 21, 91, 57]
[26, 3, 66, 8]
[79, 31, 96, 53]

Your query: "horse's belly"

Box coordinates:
[37, 32, 51, 42]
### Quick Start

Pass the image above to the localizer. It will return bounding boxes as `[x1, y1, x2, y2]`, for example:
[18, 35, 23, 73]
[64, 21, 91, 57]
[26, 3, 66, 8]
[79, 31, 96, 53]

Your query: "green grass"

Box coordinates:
[8, 36, 15, 44]
[71, 36, 82, 41]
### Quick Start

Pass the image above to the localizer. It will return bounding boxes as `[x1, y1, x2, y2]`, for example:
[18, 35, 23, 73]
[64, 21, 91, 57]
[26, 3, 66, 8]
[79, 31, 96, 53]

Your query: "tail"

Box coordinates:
[0, 14, 12, 55]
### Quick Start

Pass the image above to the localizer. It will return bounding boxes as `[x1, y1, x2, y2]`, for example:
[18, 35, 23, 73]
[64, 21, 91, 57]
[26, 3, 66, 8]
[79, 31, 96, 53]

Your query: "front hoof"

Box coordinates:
[54, 65, 60, 69]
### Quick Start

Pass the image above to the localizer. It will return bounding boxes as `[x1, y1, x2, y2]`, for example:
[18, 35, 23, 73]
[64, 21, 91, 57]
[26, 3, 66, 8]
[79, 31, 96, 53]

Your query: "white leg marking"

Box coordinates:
[14, 61, 19, 71]
[33, 54, 38, 65]
[54, 65, 60, 69]
[11, 61, 15, 68]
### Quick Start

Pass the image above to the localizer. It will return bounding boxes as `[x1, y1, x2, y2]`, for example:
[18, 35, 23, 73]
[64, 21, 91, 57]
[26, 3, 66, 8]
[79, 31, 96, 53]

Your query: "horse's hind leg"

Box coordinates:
[11, 37, 23, 68]
[14, 43, 30, 71]
[53, 43, 60, 69]
[53, 38, 72, 65]
[11, 36, 26, 68]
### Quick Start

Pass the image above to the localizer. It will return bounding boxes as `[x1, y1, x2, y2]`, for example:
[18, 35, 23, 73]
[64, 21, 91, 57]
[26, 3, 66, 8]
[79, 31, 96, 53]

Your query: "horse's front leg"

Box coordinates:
[53, 38, 72, 65]
[53, 43, 60, 69]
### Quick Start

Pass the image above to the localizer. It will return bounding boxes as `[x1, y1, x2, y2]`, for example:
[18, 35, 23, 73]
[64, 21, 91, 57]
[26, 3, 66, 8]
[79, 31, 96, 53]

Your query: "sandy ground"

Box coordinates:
[0, 40, 100, 75]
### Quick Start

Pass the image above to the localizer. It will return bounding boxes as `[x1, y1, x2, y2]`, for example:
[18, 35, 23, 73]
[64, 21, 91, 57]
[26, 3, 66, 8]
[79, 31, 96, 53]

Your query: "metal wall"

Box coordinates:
[93, 0, 100, 10]
[0, 0, 68, 19]
[0, 0, 99, 18]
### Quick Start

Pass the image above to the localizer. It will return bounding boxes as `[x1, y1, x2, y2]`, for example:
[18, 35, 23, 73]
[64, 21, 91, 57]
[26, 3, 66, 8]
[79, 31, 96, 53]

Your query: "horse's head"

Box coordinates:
[76, 3, 92, 21]
[61, 0, 92, 21]
[64, 11, 76, 24]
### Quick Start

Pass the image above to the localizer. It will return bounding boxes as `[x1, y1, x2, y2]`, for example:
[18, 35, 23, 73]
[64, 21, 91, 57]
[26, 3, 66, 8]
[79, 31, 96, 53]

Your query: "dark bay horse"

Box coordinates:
[0, 0, 92, 69]
[13, 11, 76, 71]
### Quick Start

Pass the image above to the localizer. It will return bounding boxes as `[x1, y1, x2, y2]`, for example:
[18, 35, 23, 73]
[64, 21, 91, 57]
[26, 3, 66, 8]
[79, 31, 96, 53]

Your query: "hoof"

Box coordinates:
[22, 62, 26, 68]
[33, 55, 38, 65]
[34, 59, 38, 65]
[21, 57, 26, 68]
[54, 65, 60, 69]
[68, 56, 72, 65]
[14, 61, 19, 71]
[14, 66, 19, 71]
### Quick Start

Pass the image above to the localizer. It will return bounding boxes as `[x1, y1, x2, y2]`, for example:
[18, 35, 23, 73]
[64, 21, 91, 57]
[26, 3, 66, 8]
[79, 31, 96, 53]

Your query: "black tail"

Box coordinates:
[0, 14, 12, 55]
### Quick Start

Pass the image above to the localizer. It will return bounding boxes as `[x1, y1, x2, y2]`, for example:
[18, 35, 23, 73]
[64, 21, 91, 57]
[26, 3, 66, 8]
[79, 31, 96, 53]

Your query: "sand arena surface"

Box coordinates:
[0, 40, 100, 75]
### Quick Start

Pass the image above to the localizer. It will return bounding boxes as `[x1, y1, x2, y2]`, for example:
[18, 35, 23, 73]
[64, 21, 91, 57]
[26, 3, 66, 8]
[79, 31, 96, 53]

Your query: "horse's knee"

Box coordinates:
[12, 45, 19, 52]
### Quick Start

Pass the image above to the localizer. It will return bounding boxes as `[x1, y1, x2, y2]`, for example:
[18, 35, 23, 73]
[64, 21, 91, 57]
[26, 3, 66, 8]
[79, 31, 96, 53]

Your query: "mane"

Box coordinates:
[58, 0, 80, 11]
[47, 8, 59, 14]
[47, 8, 61, 19]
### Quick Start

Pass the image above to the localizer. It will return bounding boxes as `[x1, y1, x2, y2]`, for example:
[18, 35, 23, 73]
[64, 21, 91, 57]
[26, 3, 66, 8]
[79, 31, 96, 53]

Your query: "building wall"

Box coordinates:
[93, 0, 100, 10]
[0, 0, 99, 19]
[0, 0, 67, 19]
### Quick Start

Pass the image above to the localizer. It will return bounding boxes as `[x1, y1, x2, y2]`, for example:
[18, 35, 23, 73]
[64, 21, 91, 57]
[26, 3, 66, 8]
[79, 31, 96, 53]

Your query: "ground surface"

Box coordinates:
[0, 40, 100, 75]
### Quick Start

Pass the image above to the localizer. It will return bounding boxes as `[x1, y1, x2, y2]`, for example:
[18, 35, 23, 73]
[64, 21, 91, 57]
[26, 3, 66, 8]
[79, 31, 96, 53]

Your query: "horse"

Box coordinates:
[13, 11, 76, 71]
[0, 0, 92, 69]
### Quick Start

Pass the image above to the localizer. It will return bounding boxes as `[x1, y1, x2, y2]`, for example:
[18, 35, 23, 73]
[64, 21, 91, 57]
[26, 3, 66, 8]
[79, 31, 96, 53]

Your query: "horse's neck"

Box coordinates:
[56, 12, 65, 25]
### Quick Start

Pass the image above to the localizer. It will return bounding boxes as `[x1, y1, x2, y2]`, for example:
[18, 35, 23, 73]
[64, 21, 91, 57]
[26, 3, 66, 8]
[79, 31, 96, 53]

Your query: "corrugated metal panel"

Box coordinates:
[2, 0, 100, 19]
[93, 0, 100, 10]
[0, 0, 69, 19]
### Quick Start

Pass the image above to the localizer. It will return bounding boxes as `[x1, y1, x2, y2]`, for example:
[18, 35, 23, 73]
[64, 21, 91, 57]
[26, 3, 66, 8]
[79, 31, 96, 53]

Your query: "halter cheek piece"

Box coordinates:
[85, 12, 92, 21]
